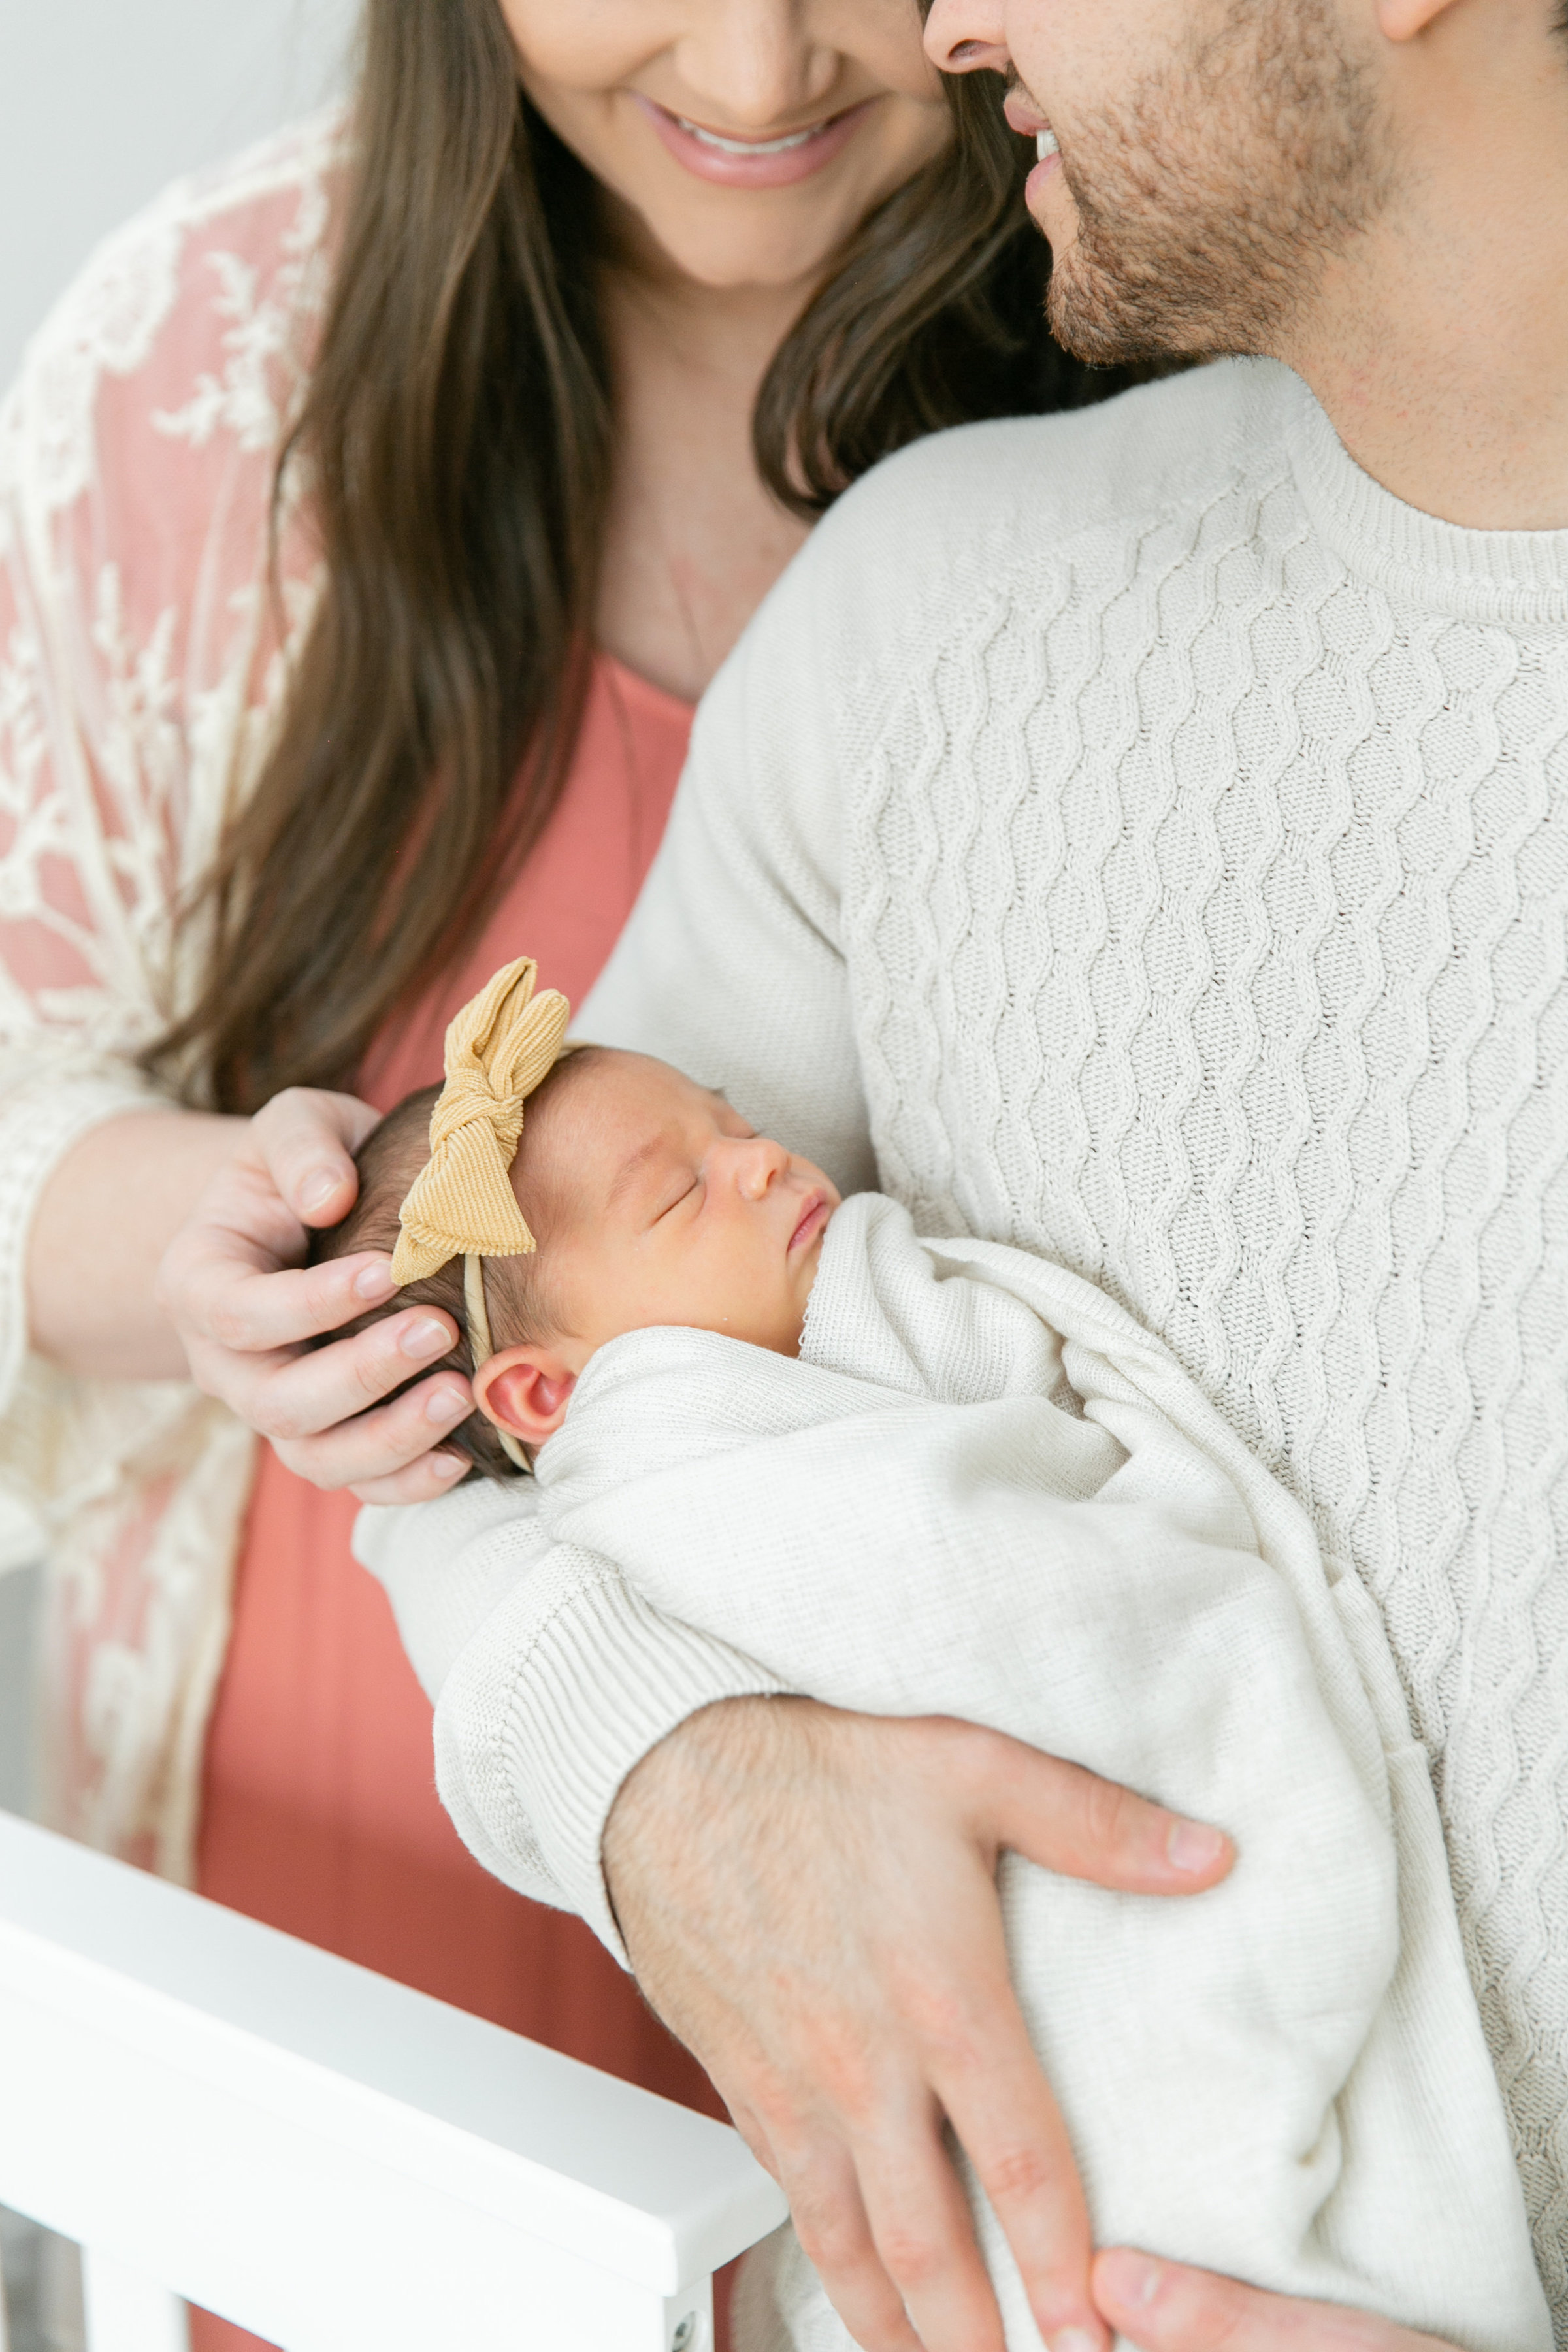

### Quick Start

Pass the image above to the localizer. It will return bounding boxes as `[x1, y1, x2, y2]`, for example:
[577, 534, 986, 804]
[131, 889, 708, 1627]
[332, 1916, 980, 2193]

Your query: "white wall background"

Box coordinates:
[0, 0, 359, 391]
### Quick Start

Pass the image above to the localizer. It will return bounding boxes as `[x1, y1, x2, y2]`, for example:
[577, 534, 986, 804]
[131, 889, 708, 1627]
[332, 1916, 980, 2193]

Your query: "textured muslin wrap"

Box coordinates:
[527, 1194, 1547, 2352]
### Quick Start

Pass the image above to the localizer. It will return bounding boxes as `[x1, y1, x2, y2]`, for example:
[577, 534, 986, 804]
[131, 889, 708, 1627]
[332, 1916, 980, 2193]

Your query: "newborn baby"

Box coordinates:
[331, 962, 1548, 2352]
[319, 1043, 843, 1476]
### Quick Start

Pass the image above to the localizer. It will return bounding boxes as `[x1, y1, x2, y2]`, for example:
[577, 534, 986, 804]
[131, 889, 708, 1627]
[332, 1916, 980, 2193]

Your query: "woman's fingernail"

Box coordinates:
[353, 1260, 395, 1302]
[301, 1170, 341, 1217]
[401, 1317, 451, 1361]
[1053, 2329, 1102, 2352]
[431, 1450, 466, 1477]
[425, 1387, 468, 1424]
[1167, 1819, 1228, 1873]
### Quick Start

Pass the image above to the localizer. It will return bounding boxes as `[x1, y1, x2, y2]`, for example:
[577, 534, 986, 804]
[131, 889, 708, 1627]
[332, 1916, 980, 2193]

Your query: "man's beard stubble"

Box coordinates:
[1043, 0, 1394, 367]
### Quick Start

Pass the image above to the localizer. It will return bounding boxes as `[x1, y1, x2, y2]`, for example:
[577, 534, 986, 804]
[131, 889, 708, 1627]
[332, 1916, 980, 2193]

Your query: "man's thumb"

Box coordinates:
[977, 1739, 1234, 1896]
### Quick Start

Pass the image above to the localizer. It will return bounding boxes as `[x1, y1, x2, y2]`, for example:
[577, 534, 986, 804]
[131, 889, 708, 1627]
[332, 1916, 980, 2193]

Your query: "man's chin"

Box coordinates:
[1045, 249, 1205, 372]
[1026, 188, 1173, 370]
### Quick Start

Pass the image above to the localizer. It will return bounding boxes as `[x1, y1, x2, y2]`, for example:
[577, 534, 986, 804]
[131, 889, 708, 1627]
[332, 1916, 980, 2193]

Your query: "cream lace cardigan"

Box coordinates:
[0, 121, 337, 1878]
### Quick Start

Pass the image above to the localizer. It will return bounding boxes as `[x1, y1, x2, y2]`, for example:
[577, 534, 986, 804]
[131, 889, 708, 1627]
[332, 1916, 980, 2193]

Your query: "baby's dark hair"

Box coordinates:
[311, 1047, 607, 1481]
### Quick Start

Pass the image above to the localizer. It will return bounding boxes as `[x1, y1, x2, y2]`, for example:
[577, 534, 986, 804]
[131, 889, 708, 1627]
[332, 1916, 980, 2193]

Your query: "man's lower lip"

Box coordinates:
[634, 94, 876, 189]
[1026, 154, 1062, 203]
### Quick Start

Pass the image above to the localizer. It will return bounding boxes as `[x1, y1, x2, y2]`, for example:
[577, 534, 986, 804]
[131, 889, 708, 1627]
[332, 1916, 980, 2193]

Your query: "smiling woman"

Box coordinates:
[510, 1, 949, 272]
[1, 6, 1148, 2351]
[144, 0, 1115, 1117]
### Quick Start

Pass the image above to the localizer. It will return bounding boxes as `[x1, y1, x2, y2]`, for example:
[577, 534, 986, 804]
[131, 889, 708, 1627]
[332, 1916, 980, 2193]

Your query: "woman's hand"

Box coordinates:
[155, 1087, 474, 1503]
[604, 1696, 1234, 2352]
[1094, 2250, 1458, 2352]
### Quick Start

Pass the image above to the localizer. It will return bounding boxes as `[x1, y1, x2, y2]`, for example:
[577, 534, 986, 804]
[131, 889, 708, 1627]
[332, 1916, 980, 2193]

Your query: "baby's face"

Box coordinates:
[537, 1053, 841, 1364]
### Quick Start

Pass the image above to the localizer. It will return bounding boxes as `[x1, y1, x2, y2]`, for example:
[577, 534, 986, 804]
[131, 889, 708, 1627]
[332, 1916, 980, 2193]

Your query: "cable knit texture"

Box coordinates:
[393, 356, 1568, 2326]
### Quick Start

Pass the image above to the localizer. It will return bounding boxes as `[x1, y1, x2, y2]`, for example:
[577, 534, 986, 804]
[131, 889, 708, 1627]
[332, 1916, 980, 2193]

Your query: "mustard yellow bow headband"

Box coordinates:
[391, 956, 572, 1473]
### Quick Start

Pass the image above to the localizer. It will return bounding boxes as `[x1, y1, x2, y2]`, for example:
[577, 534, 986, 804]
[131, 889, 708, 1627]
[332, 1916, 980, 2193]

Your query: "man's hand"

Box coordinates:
[1094, 2251, 1457, 2352]
[156, 1086, 473, 1501]
[604, 1697, 1233, 2352]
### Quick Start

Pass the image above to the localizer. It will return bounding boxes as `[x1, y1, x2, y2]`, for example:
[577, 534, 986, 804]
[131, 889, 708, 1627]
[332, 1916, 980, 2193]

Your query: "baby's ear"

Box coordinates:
[473, 1347, 578, 1445]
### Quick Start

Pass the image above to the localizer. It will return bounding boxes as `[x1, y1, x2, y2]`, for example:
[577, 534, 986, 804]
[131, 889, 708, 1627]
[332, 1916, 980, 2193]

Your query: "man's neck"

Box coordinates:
[1274, 8, 1568, 532]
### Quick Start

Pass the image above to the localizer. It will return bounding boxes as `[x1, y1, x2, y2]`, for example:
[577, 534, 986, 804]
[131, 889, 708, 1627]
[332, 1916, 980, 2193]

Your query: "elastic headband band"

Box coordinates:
[391, 954, 573, 1478]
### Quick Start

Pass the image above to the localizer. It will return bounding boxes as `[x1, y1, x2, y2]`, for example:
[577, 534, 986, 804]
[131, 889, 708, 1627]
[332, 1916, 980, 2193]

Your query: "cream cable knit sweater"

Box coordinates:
[361, 356, 1568, 2326]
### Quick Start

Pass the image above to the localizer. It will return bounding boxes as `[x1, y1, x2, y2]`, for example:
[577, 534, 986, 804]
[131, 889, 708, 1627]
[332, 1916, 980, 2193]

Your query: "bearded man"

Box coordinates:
[352, 1, 1568, 2347]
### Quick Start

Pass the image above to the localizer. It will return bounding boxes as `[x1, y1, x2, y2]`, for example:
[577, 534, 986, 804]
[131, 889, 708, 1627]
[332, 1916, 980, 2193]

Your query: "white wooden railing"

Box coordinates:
[0, 1811, 787, 2352]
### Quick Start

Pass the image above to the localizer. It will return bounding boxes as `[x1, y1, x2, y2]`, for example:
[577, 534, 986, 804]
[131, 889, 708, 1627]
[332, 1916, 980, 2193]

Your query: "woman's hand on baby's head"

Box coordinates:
[156, 1087, 474, 1503]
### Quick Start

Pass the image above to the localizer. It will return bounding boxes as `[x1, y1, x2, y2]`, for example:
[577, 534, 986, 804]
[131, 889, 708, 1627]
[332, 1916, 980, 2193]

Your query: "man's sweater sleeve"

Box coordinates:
[359, 546, 879, 1955]
[355, 1486, 791, 1956]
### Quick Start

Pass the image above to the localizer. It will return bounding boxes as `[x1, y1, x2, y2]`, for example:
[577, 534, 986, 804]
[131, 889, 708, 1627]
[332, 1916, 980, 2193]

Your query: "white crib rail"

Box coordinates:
[0, 1812, 787, 2352]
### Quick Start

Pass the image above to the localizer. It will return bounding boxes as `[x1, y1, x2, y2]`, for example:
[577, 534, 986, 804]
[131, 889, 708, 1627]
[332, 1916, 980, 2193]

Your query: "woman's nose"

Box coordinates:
[923, 0, 1013, 79]
[673, 0, 840, 129]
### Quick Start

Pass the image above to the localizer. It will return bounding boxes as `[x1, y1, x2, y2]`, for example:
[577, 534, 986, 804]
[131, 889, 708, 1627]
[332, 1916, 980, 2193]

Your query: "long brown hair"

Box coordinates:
[153, 4, 1134, 1114]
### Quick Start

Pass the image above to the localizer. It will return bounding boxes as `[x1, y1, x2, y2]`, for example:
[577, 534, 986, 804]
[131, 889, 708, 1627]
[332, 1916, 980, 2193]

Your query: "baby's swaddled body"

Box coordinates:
[333, 979, 1544, 2352]
[528, 1194, 1546, 2352]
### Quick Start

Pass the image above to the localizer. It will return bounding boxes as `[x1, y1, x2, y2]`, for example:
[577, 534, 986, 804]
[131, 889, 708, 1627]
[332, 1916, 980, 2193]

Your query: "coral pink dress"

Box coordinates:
[189, 657, 727, 2352]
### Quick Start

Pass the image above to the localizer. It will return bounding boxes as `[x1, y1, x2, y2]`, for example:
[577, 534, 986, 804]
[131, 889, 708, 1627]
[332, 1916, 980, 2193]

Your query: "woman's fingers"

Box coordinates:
[250, 1086, 382, 1224]
[965, 1731, 1234, 1895]
[272, 1384, 471, 1490]
[185, 1303, 460, 1438]
[263, 1363, 472, 1484]
[348, 1450, 472, 1507]
[171, 1245, 399, 1355]
[1092, 2251, 1456, 2352]
[152, 1082, 471, 1492]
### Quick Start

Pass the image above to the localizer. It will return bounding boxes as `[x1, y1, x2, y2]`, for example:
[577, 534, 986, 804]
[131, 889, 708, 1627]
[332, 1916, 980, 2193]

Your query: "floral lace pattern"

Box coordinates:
[0, 118, 340, 1876]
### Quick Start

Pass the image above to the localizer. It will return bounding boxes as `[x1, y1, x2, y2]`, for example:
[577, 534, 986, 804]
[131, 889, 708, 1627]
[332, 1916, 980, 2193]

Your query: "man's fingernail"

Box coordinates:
[431, 1450, 466, 1477]
[353, 1260, 395, 1302]
[1167, 1819, 1228, 1873]
[401, 1316, 451, 1362]
[301, 1170, 341, 1217]
[1053, 2328, 1101, 2352]
[425, 1387, 468, 1424]
[1103, 2251, 1164, 2310]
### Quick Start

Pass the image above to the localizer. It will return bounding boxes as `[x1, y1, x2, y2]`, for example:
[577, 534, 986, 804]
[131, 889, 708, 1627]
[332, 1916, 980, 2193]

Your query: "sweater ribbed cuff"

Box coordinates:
[440, 1552, 787, 1962]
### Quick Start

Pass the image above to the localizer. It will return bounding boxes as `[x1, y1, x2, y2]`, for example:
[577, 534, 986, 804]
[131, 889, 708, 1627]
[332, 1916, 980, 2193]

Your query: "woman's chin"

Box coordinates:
[615, 198, 884, 297]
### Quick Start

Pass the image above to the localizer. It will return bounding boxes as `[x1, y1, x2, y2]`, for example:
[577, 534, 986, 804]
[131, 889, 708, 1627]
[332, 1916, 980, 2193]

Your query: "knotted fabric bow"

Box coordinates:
[391, 956, 571, 1287]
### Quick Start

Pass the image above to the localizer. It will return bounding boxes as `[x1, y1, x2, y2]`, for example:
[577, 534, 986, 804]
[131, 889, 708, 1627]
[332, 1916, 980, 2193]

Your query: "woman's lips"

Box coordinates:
[633, 93, 877, 190]
[789, 1193, 832, 1254]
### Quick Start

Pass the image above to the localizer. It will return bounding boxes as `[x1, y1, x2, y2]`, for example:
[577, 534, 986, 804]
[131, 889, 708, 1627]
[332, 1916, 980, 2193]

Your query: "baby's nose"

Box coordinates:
[734, 1137, 787, 1197]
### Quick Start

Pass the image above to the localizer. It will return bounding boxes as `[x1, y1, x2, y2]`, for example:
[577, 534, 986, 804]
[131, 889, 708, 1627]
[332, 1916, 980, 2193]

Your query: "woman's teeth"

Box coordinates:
[1037, 129, 1060, 160]
[678, 114, 825, 158]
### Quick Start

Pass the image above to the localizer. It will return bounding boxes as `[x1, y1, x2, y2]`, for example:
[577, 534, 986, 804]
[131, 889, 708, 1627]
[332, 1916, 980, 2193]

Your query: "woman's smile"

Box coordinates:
[632, 92, 881, 189]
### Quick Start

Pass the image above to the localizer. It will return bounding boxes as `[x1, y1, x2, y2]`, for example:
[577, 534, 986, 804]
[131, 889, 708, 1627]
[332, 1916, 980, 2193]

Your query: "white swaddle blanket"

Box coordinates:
[523, 1194, 1546, 2352]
